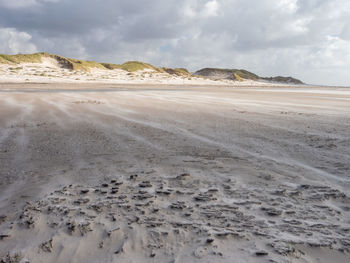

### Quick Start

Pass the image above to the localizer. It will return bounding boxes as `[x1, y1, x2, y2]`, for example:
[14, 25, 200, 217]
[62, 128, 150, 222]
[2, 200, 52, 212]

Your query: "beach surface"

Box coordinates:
[0, 83, 350, 263]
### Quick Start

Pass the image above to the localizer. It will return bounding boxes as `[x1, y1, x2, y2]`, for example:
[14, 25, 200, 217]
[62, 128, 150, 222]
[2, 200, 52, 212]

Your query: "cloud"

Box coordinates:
[182, 0, 219, 18]
[0, 0, 349, 85]
[0, 0, 59, 9]
[0, 27, 37, 54]
[277, 0, 298, 13]
[0, 0, 37, 8]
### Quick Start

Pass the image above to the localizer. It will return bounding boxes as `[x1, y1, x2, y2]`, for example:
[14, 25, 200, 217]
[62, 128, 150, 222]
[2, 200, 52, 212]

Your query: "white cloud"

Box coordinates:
[277, 0, 299, 13]
[202, 0, 219, 17]
[182, 0, 219, 18]
[0, 27, 37, 54]
[0, 0, 37, 8]
[183, 1, 197, 18]
[0, 0, 59, 8]
[309, 36, 350, 68]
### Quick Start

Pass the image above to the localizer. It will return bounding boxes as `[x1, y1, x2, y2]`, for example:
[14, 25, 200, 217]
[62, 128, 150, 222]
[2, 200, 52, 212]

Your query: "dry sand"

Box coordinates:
[0, 83, 349, 263]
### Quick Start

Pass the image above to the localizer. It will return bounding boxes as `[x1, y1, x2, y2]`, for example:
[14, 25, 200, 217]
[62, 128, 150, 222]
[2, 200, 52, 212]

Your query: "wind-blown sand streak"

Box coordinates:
[0, 84, 349, 263]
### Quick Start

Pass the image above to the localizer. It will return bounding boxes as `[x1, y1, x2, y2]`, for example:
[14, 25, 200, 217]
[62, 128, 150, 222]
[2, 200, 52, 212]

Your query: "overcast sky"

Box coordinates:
[0, 0, 349, 86]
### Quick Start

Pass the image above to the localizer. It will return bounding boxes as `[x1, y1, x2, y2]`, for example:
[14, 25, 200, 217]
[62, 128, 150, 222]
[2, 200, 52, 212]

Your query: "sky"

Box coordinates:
[0, 0, 349, 86]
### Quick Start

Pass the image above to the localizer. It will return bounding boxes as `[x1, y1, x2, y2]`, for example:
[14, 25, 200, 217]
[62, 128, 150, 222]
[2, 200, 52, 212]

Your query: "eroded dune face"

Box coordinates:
[0, 84, 350, 263]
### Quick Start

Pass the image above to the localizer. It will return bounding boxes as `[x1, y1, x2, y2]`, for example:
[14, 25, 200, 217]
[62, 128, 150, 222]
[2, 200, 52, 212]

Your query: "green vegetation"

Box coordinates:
[1, 52, 304, 84]
[233, 73, 243, 81]
[262, 76, 303, 85]
[0, 56, 9, 64]
[174, 68, 191, 75]
[0, 52, 111, 72]
[119, 61, 162, 72]
[43, 53, 107, 72]
[0, 53, 43, 64]
[162, 67, 191, 76]
[68, 59, 106, 71]
[231, 69, 259, 81]
[0, 52, 189, 75]
[102, 61, 167, 72]
[101, 63, 122, 70]
[8, 66, 23, 71]
[195, 68, 303, 84]
[194, 68, 259, 81]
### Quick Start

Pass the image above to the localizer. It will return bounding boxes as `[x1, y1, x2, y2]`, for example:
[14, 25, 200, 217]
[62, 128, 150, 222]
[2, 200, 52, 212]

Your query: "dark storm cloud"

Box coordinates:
[0, 0, 350, 86]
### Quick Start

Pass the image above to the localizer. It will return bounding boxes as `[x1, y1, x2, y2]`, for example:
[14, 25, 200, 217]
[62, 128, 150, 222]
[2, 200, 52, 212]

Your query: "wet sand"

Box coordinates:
[0, 83, 350, 262]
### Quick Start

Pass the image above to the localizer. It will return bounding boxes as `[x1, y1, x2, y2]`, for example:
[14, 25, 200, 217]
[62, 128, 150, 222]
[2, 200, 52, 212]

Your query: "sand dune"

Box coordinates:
[0, 57, 265, 87]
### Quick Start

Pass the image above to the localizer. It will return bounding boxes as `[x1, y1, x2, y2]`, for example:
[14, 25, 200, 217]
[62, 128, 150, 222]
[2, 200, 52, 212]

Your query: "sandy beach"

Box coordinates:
[0, 83, 350, 263]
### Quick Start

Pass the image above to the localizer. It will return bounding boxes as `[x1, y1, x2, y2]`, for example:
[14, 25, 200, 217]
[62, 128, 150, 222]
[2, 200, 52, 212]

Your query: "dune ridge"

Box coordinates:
[0, 53, 303, 86]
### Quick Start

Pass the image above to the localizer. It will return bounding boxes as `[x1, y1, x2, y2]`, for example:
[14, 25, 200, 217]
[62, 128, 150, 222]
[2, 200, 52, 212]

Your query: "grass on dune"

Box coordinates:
[120, 61, 163, 72]
[67, 59, 107, 71]
[162, 67, 192, 76]
[0, 53, 43, 64]
[232, 69, 259, 81]
[0, 53, 108, 72]
[100, 63, 122, 70]
[233, 73, 243, 81]
[195, 68, 260, 81]
[102, 61, 164, 72]
[0, 55, 10, 64]
[0, 53, 175, 74]
[43, 53, 111, 72]
[174, 68, 190, 75]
